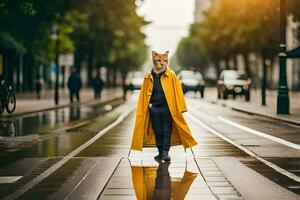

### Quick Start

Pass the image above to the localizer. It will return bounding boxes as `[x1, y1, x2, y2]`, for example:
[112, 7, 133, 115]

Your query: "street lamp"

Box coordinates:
[52, 25, 60, 105]
[277, 0, 289, 114]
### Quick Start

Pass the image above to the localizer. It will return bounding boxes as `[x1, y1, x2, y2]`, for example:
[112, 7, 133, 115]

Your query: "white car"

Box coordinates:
[177, 70, 205, 98]
[123, 71, 144, 91]
[217, 70, 251, 101]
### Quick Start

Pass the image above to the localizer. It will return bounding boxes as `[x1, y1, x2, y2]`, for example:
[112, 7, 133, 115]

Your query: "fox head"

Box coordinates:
[152, 51, 169, 71]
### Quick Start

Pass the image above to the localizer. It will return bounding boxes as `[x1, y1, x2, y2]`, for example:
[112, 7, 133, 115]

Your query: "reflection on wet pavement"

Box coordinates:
[130, 161, 198, 200]
[99, 146, 218, 200]
[8, 157, 120, 200]
[0, 120, 15, 136]
[1, 94, 300, 199]
[0, 100, 124, 166]
[0, 99, 122, 137]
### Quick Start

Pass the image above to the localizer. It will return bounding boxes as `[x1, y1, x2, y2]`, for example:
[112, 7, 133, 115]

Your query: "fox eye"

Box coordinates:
[164, 60, 168, 62]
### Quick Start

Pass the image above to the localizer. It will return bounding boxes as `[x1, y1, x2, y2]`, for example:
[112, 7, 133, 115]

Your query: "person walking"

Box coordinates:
[92, 71, 104, 99]
[67, 67, 82, 103]
[35, 74, 43, 99]
[130, 51, 198, 162]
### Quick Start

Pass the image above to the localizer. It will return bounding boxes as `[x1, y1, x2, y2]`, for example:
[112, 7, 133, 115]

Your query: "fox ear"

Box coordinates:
[152, 51, 158, 57]
[164, 51, 169, 56]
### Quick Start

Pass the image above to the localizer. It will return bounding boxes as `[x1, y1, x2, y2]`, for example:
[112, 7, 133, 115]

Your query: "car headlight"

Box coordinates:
[226, 85, 234, 90]
[199, 80, 205, 86]
[243, 85, 249, 90]
[247, 78, 252, 85]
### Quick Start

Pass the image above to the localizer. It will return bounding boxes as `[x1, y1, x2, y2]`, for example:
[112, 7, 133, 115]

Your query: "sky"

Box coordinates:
[137, 0, 195, 57]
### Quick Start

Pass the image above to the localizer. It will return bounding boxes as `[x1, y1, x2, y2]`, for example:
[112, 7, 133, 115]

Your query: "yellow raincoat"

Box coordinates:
[130, 67, 198, 151]
[131, 165, 198, 200]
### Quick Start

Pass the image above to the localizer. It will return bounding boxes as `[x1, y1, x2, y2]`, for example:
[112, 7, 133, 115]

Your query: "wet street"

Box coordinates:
[0, 93, 300, 200]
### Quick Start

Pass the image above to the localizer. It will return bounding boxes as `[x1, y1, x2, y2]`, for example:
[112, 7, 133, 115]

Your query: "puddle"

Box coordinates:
[100, 156, 215, 199]
[0, 99, 122, 137]
[0, 101, 123, 167]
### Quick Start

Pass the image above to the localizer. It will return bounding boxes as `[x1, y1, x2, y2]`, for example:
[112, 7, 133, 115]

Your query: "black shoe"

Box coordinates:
[162, 150, 171, 162]
[154, 151, 162, 161]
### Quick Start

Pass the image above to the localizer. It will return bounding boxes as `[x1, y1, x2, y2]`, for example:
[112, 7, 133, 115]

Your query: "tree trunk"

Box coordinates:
[87, 50, 94, 87]
[74, 45, 82, 73]
[225, 58, 230, 70]
[261, 55, 267, 106]
[242, 53, 251, 78]
[4, 50, 15, 87]
[214, 60, 221, 78]
[113, 65, 117, 87]
[233, 55, 238, 70]
[106, 66, 111, 87]
[268, 59, 274, 89]
[23, 53, 35, 91]
[16, 54, 23, 92]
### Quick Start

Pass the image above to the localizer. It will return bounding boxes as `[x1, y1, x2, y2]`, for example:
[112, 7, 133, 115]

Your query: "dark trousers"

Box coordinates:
[36, 89, 41, 99]
[70, 91, 80, 103]
[152, 162, 171, 200]
[149, 106, 172, 152]
[94, 89, 102, 99]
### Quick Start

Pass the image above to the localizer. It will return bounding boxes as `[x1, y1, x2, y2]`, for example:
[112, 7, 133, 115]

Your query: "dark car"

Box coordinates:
[178, 70, 205, 98]
[217, 70, 251, 101]
[123, 71, 144, 92]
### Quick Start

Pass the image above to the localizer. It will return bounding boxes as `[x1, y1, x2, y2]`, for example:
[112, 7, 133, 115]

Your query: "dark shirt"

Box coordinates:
[93, 76, 104, 90]
[150, 69, 168, 108]
[67, 73, 82, 92]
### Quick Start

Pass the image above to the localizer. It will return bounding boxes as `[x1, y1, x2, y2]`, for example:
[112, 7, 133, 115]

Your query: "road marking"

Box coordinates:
[5, 103, 136, 200]
[66, 120, 91, 131]
[186, 113, 300, 183]
[0, 176, 22, 184]
[65, 158, 100, 200]
[217, 116, 300, 151]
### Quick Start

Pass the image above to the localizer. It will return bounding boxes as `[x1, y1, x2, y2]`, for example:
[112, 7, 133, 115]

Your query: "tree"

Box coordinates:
[71, 0, 148, 86]
[177, 0, 281, 81]
[176, 36, 208, 73]
[0, 0, 72, 89]
[0, 0, 148, 89]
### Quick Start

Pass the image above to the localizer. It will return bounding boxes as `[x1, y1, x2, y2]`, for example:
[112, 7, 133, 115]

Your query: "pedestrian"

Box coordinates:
[130, 51, 198, 162]
[35, 74, 43, 99]
[92, 71, 104, 99]
[67, 67, 82, 103]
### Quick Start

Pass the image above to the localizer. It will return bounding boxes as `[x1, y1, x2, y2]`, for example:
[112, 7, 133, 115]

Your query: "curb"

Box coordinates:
[206, 98, 300, 127]
[231, 106, 300, 127]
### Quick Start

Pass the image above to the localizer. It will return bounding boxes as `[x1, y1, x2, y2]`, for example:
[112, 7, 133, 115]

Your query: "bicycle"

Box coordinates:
[0, 80, 16, 114]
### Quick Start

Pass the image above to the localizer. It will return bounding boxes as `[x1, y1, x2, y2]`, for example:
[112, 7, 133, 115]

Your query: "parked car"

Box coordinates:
[123, 71, 144, 92]
[217, 70, 251, 101]
[177, 70, 205, 98]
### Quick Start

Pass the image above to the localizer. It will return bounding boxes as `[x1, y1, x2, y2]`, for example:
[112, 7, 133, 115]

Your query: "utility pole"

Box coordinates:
[53, 25, 60, 105]
[262, 59, 267, 106]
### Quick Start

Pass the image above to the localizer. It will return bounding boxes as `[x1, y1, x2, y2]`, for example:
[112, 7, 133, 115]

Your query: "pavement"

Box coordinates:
[1, 88, 123, 117]
[1, 94, 300, 199]
[0, 107, 245, 199]
[204, 88, 300, 126]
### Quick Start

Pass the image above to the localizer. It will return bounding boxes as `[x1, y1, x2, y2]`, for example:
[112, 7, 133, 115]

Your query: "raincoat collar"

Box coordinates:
[146, 66, 170, 81]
